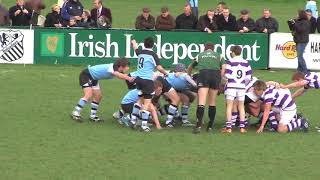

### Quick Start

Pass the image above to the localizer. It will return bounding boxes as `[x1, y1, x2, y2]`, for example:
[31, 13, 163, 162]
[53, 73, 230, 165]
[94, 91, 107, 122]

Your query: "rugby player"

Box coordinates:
[71, 58, 134, 122]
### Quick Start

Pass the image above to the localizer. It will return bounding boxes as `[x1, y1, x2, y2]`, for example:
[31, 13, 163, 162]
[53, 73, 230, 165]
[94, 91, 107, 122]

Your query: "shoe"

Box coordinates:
[90, 116, 103, 123]
[192, 127, 201, 134]
[315, 125, 320, 130]
[221, 128, 232, 134]
[182, 121, 194, 127]
[71, 111, 83, 122]
[300, 117, 309, 133]
[240, 128, 247, 134]
[128, 120, 137, 129]
[166, 121, 175, 128]
[120, 115, 131, 127]
[206, 127, 213, 132]
[141, 125, 151, 132]
[113, 110, 124, 119]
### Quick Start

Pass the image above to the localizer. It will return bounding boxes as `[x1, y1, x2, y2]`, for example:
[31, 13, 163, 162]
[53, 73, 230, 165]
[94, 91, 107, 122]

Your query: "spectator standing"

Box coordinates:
[176, 3, 198, 30]
[189, 0, 199, 18]
[237, 9, 255, 33]
[255, 9, 279, 33]
[305, 0, 318, 19]
[198, 9, 218, 33]
[317, 16, 320, 33]
[25, 0, 46, 25]
[78, 10, 92, 27]
[44, 4, 63, 27]
[91, 0, 112, 28]
[215, 1, 226, 18]
[61, 0, 83, 23]
[306, 9, 317, 33]
[9, 0, 32, 26]
[155, 7, 176, 31]
[216, 7, 237, 31]
[0, 5, 10, 26]
[291, 10, 311, 74]
[135, 7, 155, 30]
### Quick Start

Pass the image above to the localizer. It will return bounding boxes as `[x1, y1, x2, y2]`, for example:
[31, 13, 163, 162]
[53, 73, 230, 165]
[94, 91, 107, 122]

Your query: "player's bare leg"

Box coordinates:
[238, 101, 247, 133]
[71, 87, 93, 122]
[164, 90, 180, 127]
[193, 87, 209, 134]
[222, 99, 234, 133]
[207, 89, 218, 131]
[90, 88, 103, 122]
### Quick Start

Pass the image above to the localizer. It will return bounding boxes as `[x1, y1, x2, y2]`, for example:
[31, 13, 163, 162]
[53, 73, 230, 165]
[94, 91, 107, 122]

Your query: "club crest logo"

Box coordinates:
[0, 30, 24, 62]
[46, 36, 59, 53]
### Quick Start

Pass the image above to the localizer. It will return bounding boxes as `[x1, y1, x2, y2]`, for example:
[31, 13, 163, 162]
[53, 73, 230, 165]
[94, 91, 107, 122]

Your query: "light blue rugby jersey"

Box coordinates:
[121, 89, 139, 104]
[130, 48, 160, 80]
[165, 73, 190, 91]
[88, 63, 115, 80]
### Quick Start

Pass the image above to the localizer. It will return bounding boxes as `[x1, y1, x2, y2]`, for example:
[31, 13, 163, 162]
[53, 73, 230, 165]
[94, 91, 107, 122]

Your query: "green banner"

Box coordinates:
[34, 29, 268, 69]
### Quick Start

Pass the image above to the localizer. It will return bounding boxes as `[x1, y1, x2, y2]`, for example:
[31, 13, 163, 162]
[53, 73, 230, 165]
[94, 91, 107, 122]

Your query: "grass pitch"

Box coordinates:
[0, 64, 320, 179]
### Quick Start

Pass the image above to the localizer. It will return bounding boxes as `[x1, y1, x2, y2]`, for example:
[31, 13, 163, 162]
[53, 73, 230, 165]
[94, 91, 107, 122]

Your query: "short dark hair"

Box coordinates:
[292, 71, 305, 81]
[305, 9, 312, 13]
[253, 80, 267, 91]
[298, 10, 308, 20]
[144, 37, 154, 48]
[218, 1, 226, 5]
[204, 42, 215, 51]
[231, 45, 242, 56]
[240, 9, 249, 15]
[114, 58, 130, 68]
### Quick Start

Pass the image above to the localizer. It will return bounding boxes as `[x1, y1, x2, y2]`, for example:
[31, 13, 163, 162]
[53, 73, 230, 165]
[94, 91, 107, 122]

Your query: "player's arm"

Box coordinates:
[257, 103, 272, 133]
[153, 54, 168, 76]
[148, 103, 162, 129]
[220, 55, 226, 77]
[280, 80, 308, 89]
[185, 74, 197, 87]
[131, 39, 138, 51]
[292, 87, 307, 99]
[112, 71, 135, 82]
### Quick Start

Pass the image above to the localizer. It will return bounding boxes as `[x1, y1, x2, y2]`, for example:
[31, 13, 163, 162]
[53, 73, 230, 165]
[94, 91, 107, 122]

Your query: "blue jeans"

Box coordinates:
[296, 43, 308, 74]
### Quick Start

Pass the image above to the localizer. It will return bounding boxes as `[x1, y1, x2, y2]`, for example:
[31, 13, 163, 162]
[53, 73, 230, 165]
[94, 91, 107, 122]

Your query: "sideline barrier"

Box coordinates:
[33, 28, 269, 69]
[0, 28, 34, 64]
[269, 33, 320, 70]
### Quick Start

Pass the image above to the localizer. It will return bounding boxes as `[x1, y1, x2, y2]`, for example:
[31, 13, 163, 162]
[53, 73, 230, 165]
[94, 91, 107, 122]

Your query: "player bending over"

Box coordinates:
[253, 80, 309, 133]
[71, 58, 134, 122]
[223, 45, 252, 134]
[189, 42, 226, 133]
[129, 37, 168, 132]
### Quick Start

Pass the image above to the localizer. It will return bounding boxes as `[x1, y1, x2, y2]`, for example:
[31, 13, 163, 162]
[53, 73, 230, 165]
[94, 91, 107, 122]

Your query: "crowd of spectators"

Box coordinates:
[1, 0, 320, 34]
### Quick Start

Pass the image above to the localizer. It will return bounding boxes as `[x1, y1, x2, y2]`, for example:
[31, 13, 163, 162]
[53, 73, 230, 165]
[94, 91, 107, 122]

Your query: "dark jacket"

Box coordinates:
[155, 15, 175, 30]
[197, 14, 218, 32]
[237, 18, 255, 32]
[90, 7, 112, 26]
[308, 17, 317, 33]
[44, 11, 63, 27]
[318, 17, 320, 33]
[9, 5, 32, 26]
[0, 5, 10, 26]
[135, 14, 155, 29]
[216, 14, 238, 31]
[255, 17, 279, 33]
[175, 13, 198, 29]
[293, 19, 310, 43]
[61, 0, 83, 21]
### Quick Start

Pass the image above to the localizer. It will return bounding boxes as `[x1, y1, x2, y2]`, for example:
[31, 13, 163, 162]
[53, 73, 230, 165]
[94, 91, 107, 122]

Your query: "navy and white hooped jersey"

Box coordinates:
[261, 86, 296, 110]
[304, 72, 320, 89]
[225, 56, 253, 90]
[88, 63, 115, 80]
[165, 73, 190, 91]
[131, 48, 160, 80]
[121, 89, 139, 105]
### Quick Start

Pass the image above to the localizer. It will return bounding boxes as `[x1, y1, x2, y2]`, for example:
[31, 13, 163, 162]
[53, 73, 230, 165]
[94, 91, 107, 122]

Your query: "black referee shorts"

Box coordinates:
[197, 69, 221, 89]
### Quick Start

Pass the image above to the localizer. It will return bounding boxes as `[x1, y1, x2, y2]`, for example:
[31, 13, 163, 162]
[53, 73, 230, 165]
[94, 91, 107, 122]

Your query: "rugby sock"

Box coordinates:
[207, 106, 216, 129]
[269, 111, 278, 130]
[141, 110, 150, 127]
[181, 105, 190, 123]
[90, 101, 99, 117]
[239, 120, 246, 129]
[226, 121, 232, 129]
[75, 98, 87, 113]
[231, 112, 239, 128]
[287, 118, 302, 132]
[196, 105, 205, 127]
[166, 104, 177, 125]
[131, 103, 141, 124]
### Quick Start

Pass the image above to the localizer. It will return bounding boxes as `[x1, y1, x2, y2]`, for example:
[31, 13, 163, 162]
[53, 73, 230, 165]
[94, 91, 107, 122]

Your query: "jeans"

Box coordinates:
[296, 43, 308, 74]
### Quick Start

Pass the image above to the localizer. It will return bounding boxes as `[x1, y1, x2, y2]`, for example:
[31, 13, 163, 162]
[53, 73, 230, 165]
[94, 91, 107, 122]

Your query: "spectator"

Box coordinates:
[237, 9, 255, 33]
[44, 4, 63, 28]
[9, 0, 32, 26]
[67, 17, 79, 28]
[97, 15, 111, 28]
[176, 3, 198, 30]
[255, 9, 279, 33]
[25, 0, 46, 25]
[306, 9, 317, 33]
[61, 0, 83, 23]
[197, 9, 218, 33]
[189, 0, 198, 18]
[305, 0, 318, 19]
[91, 0, 112, 28]
[77, 10, 93, 27]
[155, 7, 176, 31]
[216, 7, 237, 31]
[0, 5, 10, 26]
[135, 7, 155, 30]
[318, 16, 320, 33]
[215, 1, 226, 18]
